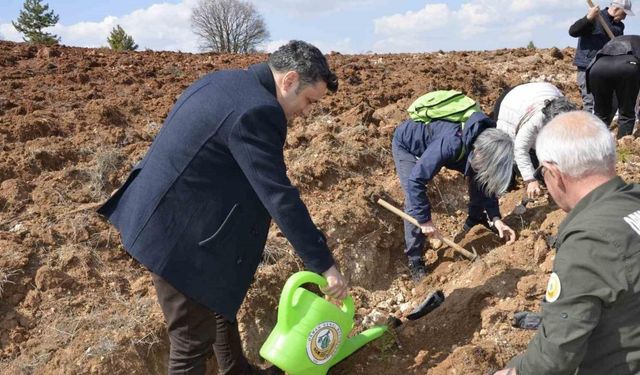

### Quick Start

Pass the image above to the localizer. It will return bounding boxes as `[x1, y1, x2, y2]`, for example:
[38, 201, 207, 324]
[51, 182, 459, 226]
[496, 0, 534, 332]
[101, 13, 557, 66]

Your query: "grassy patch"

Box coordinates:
[89, 149, 122, 199]
[618, 147, 633, 163]
[0, 268, 19, 298]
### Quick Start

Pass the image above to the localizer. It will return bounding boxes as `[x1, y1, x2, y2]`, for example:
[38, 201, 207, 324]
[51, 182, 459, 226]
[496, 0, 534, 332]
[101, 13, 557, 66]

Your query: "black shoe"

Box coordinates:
[453, 221, 473, 242]
[408, 258, 428, 282]
[512, 311, 542, 330]
[466, 216, 494, 231]
[455, 217, 497, 240]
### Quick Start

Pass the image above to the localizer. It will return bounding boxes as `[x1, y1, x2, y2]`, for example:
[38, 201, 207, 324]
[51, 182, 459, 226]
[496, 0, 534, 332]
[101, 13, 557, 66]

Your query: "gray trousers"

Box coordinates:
[577, 70, 594, 113]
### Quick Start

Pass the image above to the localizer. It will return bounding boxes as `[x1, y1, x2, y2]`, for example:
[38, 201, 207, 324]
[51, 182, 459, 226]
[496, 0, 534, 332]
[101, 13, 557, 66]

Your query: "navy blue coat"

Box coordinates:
[392, 112, 501, 224]
[569, 8, 624, 69]
[98, 63, 335, 320]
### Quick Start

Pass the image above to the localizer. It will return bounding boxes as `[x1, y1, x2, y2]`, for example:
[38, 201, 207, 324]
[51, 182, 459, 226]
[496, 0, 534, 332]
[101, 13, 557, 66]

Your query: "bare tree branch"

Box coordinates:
[191, 0, 269, 53]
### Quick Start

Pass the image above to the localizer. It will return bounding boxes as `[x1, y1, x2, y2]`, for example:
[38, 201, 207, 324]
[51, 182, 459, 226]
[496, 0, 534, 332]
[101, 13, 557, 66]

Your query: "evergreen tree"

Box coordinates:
[12, 0, 60, 45]
[527, 41, 536, 49]
[107, 25, 138, 51]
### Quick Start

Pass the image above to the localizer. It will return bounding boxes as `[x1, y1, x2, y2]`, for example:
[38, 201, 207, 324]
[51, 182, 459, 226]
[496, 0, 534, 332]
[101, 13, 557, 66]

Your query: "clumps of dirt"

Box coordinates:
[0, 39, 637, 375]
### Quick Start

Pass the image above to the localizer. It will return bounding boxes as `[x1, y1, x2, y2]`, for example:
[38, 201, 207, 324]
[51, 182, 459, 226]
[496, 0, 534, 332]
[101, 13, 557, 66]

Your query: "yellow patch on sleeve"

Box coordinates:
[545, 272, 561, 303]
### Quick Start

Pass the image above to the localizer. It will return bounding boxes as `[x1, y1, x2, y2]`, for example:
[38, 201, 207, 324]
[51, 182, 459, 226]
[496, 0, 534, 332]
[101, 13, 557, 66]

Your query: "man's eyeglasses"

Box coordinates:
[533, 165, 546, 182]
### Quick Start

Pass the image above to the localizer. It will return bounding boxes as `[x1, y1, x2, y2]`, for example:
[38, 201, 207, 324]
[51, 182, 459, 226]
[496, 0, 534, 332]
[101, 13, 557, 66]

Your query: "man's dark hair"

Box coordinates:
[267, 40, 338, 93]
[542, 97, 579, 125]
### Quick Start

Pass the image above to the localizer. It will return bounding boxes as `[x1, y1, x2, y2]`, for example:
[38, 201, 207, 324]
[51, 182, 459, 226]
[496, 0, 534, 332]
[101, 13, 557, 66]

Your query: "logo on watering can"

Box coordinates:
[306, 321, 342, 365]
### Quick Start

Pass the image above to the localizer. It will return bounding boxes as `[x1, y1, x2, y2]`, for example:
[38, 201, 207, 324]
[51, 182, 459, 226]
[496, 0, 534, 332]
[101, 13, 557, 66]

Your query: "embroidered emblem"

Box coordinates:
[545, 272, 562, 303]
[624, 210, 640, 236]
[306, 321, 342, 365]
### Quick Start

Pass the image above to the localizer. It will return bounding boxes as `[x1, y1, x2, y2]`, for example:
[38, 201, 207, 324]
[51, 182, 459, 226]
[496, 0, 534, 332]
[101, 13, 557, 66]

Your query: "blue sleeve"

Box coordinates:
[227, 105, 335, 274]
[407, 137, 459, 224]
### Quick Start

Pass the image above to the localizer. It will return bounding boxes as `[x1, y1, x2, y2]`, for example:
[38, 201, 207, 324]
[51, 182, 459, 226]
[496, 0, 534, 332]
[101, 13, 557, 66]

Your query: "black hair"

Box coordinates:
[541, 96, 579, 125]
[267, 40, 338, 93]
[490, 86, 514, 121]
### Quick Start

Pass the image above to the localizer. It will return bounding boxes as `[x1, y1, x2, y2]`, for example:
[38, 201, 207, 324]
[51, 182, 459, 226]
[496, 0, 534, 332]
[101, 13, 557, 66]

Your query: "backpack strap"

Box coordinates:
[514, 104, 545, 135]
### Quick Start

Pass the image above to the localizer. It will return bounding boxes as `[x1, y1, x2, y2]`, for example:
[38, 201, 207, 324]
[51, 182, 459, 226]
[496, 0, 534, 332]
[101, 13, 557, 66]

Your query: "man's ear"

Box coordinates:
[549, 165, 567, 193]
[281, 71, 300, 93]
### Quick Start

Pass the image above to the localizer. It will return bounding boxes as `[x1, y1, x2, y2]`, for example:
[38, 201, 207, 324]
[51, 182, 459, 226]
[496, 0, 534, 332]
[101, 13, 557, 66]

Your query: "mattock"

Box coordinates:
[377, 198, 478, 260]
[586, 0, 615, 39]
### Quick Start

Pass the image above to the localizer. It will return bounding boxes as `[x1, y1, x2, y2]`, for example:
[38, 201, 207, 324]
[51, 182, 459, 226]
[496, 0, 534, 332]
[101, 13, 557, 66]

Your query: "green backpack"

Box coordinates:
[407, 90, 479, 125]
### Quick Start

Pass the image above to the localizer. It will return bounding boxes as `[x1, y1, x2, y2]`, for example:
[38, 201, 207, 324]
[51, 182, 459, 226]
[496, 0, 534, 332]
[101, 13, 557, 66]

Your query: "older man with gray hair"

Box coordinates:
[495, 111, 640, 375]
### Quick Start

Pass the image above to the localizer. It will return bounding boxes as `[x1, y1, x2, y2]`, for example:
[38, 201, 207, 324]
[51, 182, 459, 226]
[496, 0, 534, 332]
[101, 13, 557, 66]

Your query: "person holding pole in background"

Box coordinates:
[569, 0, 629, 112]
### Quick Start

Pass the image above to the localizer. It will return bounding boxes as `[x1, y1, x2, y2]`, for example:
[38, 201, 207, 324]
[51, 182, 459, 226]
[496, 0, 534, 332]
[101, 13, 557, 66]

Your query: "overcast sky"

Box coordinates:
[1, 0, 639, 54]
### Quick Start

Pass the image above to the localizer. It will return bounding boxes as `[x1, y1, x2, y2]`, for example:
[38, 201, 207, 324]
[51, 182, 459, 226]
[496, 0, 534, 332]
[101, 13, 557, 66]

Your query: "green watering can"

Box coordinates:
[260, 271, 387, 375]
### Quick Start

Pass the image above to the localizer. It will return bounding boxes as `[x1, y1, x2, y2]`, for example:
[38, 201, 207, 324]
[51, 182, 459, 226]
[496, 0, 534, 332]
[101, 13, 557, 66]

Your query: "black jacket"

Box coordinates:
[586, 35, 640, 91]
[98, 63, 334, 320]
[569, 8, 624, 69]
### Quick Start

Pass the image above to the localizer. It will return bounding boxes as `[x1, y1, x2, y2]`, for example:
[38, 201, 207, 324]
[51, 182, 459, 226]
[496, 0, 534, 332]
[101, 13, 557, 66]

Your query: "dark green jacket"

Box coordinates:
[510, 177, 640, 374]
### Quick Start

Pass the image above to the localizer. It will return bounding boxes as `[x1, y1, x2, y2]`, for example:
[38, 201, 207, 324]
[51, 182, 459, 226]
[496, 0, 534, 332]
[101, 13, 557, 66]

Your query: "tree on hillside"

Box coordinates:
[527, 41, 536, 49]
[191, 0, 269, 53]
[107, 25, 138, 51]
[12, 0, 60, 45]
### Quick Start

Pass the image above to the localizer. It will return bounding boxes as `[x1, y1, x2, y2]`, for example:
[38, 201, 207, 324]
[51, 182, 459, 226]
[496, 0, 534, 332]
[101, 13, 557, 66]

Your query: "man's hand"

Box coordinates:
[419, 220, 442, 239]
[321, 265, 348, 300]
[494, 368, 517, 375]
[587, 5, 600, 21]
[494, 219, 516, 244]
[526, 180, 541, 199]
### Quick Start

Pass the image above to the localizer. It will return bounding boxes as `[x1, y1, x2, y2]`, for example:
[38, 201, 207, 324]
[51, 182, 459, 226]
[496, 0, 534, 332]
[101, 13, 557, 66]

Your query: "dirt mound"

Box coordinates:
[0, 40, 638, 374]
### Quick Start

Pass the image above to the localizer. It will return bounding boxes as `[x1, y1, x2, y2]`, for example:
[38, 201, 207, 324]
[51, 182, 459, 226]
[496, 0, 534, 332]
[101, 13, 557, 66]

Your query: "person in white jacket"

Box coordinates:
[494, 82, 578, 199]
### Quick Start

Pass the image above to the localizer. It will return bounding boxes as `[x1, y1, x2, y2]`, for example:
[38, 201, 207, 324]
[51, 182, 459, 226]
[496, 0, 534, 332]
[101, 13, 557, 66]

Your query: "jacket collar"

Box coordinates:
[462, 112, 495, 176]
[602, 7, 622, 25]
[249, 62, 277, 98]
[557, 176, 626, 245]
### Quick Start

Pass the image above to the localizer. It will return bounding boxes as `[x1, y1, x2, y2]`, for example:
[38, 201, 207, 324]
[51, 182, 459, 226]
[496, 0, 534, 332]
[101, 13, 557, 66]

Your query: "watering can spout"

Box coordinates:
[333, 325, 387, 363]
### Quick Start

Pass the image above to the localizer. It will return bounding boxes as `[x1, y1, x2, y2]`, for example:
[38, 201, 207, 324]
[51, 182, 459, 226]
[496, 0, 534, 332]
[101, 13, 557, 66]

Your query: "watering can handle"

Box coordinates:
[279, 271, 355, 331]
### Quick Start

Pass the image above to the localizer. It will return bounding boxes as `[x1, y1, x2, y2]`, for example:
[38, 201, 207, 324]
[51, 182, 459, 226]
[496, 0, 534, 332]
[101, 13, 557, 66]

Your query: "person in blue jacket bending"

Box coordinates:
[392, 112, 517, 281]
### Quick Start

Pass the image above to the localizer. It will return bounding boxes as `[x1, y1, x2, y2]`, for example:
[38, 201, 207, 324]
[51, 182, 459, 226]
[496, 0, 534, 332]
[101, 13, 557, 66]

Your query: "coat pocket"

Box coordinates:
[198, 203, 241, 250]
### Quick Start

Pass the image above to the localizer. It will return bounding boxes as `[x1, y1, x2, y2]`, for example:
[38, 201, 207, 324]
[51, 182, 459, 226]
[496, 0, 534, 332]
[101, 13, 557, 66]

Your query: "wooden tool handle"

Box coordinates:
[587, 0, 616, 39]
[377, 199, 477, 260]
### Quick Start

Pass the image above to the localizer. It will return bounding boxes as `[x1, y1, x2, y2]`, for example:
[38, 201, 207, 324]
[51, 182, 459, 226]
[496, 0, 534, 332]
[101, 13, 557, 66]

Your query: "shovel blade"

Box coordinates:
[406, 290, 445, 321]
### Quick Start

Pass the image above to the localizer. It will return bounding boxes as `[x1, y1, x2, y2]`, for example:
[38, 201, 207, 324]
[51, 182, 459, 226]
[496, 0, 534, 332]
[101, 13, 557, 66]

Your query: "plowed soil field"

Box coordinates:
[1, 40, 639, 374]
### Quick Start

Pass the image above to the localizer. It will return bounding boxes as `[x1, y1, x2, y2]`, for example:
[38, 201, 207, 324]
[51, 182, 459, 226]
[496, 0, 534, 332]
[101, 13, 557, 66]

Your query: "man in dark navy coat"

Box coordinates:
[98, 40, 347, 375]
